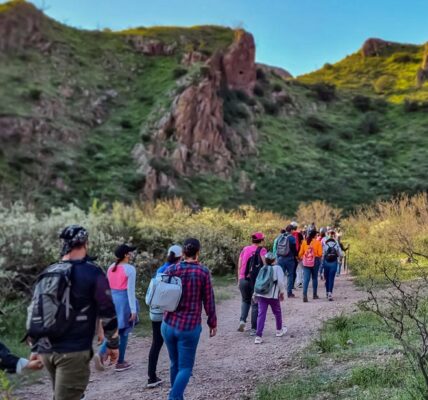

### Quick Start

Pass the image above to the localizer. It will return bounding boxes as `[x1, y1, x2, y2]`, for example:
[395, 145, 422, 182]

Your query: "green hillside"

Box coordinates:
[1, 1, 428, 214]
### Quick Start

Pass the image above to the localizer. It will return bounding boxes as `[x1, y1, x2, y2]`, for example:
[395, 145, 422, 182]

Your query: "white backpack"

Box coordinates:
[145, 274, 182, 312]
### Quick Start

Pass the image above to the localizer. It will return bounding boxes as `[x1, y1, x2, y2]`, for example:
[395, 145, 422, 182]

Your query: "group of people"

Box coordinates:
[237, 222, 347, 344]
[1, 221, 347, 400]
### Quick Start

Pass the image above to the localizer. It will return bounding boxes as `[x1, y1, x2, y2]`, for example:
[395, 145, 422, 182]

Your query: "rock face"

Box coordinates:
[0, 1, 50, 51]
[223, 30, 257, 94]
[127, 36, 176, 56]
[142, 31, 258, 199]
[361, 38, 394, 57]
[257, 63, 293, 80]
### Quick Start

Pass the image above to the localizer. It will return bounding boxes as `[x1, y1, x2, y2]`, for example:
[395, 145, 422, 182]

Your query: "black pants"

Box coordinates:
[239, 279, 258, 330]
[0, 341, 19, 373]
[148, 321, 164, 381]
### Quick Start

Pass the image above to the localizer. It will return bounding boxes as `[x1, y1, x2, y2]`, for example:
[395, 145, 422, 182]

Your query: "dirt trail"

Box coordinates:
[18, 274, 365, 400]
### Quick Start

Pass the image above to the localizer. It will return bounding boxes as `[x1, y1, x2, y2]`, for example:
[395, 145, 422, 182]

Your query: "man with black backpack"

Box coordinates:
[237, 232, 267, 335]
[28, 225, 119, 400]
[322, 230, 343, 301]
[273, 225, 297, 298]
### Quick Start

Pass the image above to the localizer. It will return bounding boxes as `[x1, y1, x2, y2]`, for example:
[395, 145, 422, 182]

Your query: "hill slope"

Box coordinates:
[1, 2, 428, 214]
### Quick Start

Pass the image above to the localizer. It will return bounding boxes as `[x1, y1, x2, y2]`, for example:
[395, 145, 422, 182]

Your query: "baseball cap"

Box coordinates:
[290, 221, 298, 228]
[114, 243, 137, 260]
[265, 252, 276, 261]
[251, 232, 265, 241]
[168, 245, 183, 258]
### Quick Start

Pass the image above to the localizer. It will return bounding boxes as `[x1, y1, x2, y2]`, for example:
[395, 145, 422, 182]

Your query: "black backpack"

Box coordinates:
[244, 247, 263, 286]
[26, 262, 76, 340]
[325, 239, 339, 262]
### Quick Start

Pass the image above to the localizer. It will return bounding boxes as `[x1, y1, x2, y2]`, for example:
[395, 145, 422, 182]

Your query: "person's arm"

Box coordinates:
[289, 236, 297, 257]
[276, 266, 286, 294]
[298, 241, 305, 259]
[202, 270, 217, 336]
[94, 272, 119, 350]
[237, 249, 244, 282]
[124, 264, 137, 316]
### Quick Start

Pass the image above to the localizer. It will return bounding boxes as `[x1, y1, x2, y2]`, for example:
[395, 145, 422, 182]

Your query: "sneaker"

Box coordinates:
[297, 283, 303, 288]
[276, 326, 288, 337]
[94, 353, 107, 371]
[237, 320, 246, 332]
[249, 329, 257, 336]
[115, 361, 132, 372]
[254, 336, 263, 344]
[288, 293, 296, 298]
[81, 395, 86, 400]
[327, 292, 333, 301]
[147, 377, 163, 388]
[313, 294, 319, 300]
[303, 295, 308, 303]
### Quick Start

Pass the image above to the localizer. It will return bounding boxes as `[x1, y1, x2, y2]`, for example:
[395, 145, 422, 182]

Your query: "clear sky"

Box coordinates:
[20, 0, 428, 76]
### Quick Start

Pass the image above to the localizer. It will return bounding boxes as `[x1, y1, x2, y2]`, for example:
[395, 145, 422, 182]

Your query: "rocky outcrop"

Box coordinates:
[0, 1, 50, 51]
[142, 31, 259, 200]
[181, 51, 207, 66]
[223, 30, 256, 94]
[257, 63, 293, 80]
[127, 36, 176, 56]
[361, 38, 395, 57]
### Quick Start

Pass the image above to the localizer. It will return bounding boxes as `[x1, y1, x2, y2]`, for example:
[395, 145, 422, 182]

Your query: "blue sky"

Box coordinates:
[21, 0, 428, 76]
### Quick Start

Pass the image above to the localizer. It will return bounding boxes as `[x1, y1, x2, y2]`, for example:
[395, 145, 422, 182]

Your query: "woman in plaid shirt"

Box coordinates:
[161, 238, 217, 400]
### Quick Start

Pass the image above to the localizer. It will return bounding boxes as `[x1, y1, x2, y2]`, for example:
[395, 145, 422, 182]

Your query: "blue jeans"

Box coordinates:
[278, 256, 296, 295]
[303, 258, 320, 297]
[161, 322, 202, 400]
[324, 261, 338, 294]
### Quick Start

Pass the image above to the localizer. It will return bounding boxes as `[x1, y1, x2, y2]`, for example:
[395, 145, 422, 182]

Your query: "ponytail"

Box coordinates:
[112, 257, 124, 272]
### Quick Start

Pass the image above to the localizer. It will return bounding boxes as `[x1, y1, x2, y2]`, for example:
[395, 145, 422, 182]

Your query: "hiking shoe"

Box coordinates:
[303, 295, 308, 303]
[327, 292, 333, 301]
[237, 321, 246, 332]
[313, 294, 320, 300]
[115, 361, 132, 372]
[276, 327, 288, 337]
[287, 293, 296, 298]
[254, 336, 263, 344]
[147, 377, 163, 388]
[94, 353, 107, 371]
[249, 329, 257, 336]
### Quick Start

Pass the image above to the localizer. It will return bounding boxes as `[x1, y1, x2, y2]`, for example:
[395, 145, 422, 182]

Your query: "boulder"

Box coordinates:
[127, 36, 176, 56]
[222, 30, 256, 94]
[257, 63, 293, 80]
[181, 51, 207, 66]
[361, 38, 394, 57]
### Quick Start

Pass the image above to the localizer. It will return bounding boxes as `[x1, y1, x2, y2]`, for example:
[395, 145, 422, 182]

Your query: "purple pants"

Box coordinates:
[256, 297, 283, 337]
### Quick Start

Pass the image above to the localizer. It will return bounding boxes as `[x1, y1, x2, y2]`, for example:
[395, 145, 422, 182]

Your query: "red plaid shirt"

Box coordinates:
[163, 261, 217, 331]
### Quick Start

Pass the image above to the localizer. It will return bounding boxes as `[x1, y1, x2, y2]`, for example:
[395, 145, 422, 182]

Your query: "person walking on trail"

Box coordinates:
[95, 244, 138, 372]
[253, 252, 287, 344]
[30, 225, 119, 400]
[290, 221, 303, 288]
[335, 230, 348, 276]
[147, 244, 183, 389]
[237, 232, 267, 335]
[318, 227, 327, 280]
[322, 231, 343, 301]
[298, 229, 323, 303]
[162, 238, 217, 400]
[274, 225, 297, 298]
[0, 342, 43, 374]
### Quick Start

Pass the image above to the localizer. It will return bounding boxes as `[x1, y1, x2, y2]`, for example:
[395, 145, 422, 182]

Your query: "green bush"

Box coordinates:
[172, 67, 187, 79]
[261, 99, 279, 115]
[272, 83, 282, 92]
[352, 95, 372, 112]
[404, 99, 419, 112]
[28, 88, 42, 101]
[305, 115, 330, 132]
[253, 84, 265, 97]
[359, 112, 380, 135]
[311, 83, 336, 102]
[316, 135, 336, 151]
[256, 68, 267, 82]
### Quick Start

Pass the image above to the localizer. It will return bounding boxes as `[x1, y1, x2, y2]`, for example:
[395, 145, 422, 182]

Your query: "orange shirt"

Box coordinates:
[298, 239, 323, 259]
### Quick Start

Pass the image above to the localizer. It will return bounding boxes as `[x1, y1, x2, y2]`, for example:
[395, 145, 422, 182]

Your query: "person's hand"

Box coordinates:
[129, 313, 137, 322]
[25, 354, 43, 371]
[209, 327, 217, 338]
[279, 293, 285, 302]
[107, 348, 119, 364]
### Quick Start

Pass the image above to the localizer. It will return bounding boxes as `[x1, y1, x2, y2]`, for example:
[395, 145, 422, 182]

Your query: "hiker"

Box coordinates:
[147, 244, 183, 389]
[162, 238, 217, 400]
[29, 225, 119, 400]
[336, 232, 348, 276]
[0, 342, 43, 374]
[322, 230, 343, 301]
[274, 225, 297, 298]
[318, 227, 327, 280]
[298, 229, 323, 302]
[96, 243, 138, 372]
[237, 232, 267, 335]
[253, 252, 287, 344]
[290, 221, 304, 288]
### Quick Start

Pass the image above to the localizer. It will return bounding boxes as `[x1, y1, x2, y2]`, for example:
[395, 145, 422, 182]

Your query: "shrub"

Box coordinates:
[359, 112, 380, 135]
[253, 84, 265, 97]
[295, 200, 342, 227]
[256, 68, 267, 81]
[373, 75, 395, 94]
[315, 135, 336, 151]
[172, 67, 187, 79]
[120, 119, 133, 129]
[390, 52, 415, 63]
[305, 115, 330, 132]
[261, 99, 279, 115]
[352, 95, 372, 112]
[311, 83, 336, 102]
[272, 83, 282, 92]
[28, 88, 42, 101]
[403, 99, 419, 112]
[339, 129, 354, 140]
[323, 63, 334, 70]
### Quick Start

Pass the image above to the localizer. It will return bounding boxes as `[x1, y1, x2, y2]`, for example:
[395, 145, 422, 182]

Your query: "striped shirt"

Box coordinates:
[163, 261, 217, 331]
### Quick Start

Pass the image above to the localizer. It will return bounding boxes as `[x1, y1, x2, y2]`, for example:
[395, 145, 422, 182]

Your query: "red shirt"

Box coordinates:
[292, 231, 301, 252]
[164, 261, 217, 331]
